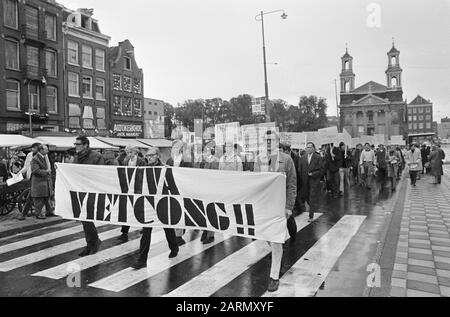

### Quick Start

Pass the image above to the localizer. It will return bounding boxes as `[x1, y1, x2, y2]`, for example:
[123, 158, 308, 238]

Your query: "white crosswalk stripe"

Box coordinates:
[262, 215, 366, 297]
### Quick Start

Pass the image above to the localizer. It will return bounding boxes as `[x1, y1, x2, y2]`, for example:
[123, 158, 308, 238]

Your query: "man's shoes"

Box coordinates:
[118, 233, 128, 243]
[17, 214, 26, 221]
[46, 213, 58, 218]
[79, 248, 90, 257]
[131, 261, 147, 270]
[200, 231, 207, 242]
[203, 237, 215, 245]
[176, 237, 186, 246]
[36, 215, 46, 220]
[268, 278, 280, 292]
[89, 239, 102, 255]
[308, 217, 314, 223]
[168, 249, 179, 259]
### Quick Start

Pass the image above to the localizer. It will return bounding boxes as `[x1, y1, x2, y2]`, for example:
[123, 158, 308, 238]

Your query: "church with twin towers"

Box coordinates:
[338, 42, 408, 140]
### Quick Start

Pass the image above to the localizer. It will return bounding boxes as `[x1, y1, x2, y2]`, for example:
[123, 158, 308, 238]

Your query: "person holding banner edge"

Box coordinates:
[254, 130, 297, 293]
[73, 136, 104, 257]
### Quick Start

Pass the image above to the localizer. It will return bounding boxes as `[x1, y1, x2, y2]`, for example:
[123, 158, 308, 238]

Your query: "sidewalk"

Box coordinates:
[389, 172, 450, 297]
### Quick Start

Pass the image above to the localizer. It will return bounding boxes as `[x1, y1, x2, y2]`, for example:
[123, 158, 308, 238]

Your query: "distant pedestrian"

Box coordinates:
[359, 143, 376, 189]
[406, 143, 422, 187]
[429, 145, 444, 185]
[30, 145, 53, 220]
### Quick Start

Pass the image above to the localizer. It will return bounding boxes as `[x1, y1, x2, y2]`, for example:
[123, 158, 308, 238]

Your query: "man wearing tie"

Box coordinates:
[298, 142, 324, 222]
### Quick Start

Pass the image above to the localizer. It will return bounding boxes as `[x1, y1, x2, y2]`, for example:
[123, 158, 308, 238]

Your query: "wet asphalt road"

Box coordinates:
[0, 174, 401, 297]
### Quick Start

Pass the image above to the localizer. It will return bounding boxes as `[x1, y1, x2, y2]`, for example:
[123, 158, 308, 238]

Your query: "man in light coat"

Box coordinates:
[254, 130, 297, 293]
[406, 143, 422, 187]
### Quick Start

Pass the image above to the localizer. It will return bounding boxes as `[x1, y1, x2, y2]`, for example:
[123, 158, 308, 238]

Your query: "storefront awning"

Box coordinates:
[36, 136, 118, 151]
[0, 134, 36, 148]
[96, 137, 149, 149]
[137, 139, 173, 148]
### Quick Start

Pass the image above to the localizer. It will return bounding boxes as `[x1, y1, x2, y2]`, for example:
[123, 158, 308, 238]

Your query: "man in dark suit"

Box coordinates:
[298, 142, 324, 222]
[73, 136, 104, 257]
[30, 145, 53, 220]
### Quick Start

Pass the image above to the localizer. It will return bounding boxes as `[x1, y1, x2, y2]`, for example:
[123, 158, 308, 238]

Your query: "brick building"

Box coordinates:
[0, 0, 65, 134]
[339, 44, 407, 139]
[406, 95, 434, 135]
[108, 40, 144, 138]
[144, 98, 165, 138]
[62, 7, 111, 136]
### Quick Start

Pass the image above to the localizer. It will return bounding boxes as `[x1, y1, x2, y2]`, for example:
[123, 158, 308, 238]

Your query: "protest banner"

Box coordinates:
[280, 132, 307, 149]
[241, 122, 276, 154]
[55, 163, 288, 243]
[390, 135, 406, 146]
[215, 122, 240, 146]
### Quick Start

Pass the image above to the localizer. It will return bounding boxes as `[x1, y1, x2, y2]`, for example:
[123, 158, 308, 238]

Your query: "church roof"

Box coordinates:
[388, 45, 400, 54]
[409, 95, 431, 105]
[353, 81, 388, 94]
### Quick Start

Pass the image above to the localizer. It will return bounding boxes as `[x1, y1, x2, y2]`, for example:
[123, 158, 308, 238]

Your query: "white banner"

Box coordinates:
[55, 163, 288, 243]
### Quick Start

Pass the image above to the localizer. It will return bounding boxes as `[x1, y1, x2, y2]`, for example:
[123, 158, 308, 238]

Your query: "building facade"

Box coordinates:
[144, 98, 165, 138]
[0, 0, 65, 134]
[406, 95, 434, 136]
[62, 7, 110, 136]
[438, 117, 450, 139]
[339, 45, 407, 139]
[108, 40, 144, 138]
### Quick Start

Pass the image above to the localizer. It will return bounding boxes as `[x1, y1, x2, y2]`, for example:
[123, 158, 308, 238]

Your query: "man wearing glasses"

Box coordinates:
[131, 147, 179, 269]
[73, 136, 105, 257]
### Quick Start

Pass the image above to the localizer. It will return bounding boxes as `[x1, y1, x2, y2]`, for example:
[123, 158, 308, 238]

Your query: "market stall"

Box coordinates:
[137, 138, 173, 162]
[96, 137, 150, 149]
[0, 134, 36, 148]
[36, 136, 117, 151]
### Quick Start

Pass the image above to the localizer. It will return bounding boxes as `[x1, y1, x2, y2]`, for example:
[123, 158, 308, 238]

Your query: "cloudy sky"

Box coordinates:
[59, 0, 450, 119]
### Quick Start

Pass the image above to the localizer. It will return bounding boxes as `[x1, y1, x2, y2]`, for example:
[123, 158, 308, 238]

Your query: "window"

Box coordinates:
[154, 112, 158, 116]
[46, 86, 57, 113]
[413, 123, 417, 130]
[95, 78, 105, 100]
[82, 45, 92, 68]
[123, 76, 132, 92]
[113, 74, 122, 90]
[426, 108, 431, 113]
[133, 78, 142, 94]
[29, 84, 40, 111]
[25, 5, 39, 37]
[368, 111, 374, 121]
[426, 115, 431, 121]
[123, 97, 132, 116]
[5, 39, 19, 70]
[426, 123, 431, 129]
[45, 14, 56, 40]
[68, 41, 79, 65]
[408, 116, 412, 122]
[418, 116, 424, 121]
[408, 109, 413, 114]
[97, 107, 106, 130]
[6, 79, 20, 110]
[413, 116, 417, 121]
[419, 123, 424, 129]
[82, 76, 92, 98]
[413, 108, 417, 114]
[408, 123, 413, 130]
[68, 72, 79, 96]
[82, 106, 94, 129]
[134, 99, 142, 117]
[113, 96, 122, 116]
[95, 49, 105, 71]
[68, 103, 81, 128]
[124, 56, 131, 70]
[418, 108, 424, 114]
[45, 49, 57, 77]
[27, 46, 39, 76]
[3, 0, 18, 29]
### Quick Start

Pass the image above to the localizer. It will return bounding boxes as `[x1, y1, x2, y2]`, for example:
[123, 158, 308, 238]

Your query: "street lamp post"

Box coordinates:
[255, 9, 287, 122]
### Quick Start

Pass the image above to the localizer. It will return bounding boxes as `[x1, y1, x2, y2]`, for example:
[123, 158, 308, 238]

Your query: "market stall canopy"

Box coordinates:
[96, 137, 149, 149]
[36, 136, 117, 151]
[137, 139, 173, 148]
[0, 134, 36, 148]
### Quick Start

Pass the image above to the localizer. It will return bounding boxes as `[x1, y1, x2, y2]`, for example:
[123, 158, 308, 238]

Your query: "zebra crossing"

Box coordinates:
[0, 213, 366, 297]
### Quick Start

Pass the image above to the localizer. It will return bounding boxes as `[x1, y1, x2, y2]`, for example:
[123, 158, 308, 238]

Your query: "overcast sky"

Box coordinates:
[59, 0, 450, 120]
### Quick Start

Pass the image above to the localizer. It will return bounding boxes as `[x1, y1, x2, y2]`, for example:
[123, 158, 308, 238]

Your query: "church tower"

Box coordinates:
[386, 40, 402, 89]
[340, 47, 355, 93]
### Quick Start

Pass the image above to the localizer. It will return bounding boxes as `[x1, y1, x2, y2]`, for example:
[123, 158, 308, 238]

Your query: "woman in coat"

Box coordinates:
[405, 143, 422, 187]
[429, 145, 444, 185]
[386, 147, 400, 191]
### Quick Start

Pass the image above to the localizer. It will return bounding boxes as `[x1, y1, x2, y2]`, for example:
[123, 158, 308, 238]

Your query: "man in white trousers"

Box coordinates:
[254, 130, 298, 292]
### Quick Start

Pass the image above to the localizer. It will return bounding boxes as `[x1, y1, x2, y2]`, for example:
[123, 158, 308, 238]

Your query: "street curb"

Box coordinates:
[363, 171, 408, 297]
